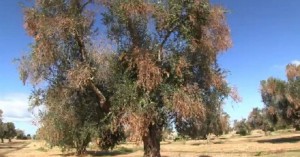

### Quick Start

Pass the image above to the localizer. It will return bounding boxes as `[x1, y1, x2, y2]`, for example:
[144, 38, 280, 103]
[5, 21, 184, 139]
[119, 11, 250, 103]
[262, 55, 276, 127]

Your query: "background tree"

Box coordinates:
[0, 109, 4, 143]
[247, 108, 275, 133]
[5, 122, 16, 142]
[176, 111, 231, 139]
[261, 64, 300, 131]
[247, 108, 264, 130]
[234, 119, 251, 136]
[27, 134, 32, 140]
[220, 112, 231, 134]
[16, 129, 28, 140]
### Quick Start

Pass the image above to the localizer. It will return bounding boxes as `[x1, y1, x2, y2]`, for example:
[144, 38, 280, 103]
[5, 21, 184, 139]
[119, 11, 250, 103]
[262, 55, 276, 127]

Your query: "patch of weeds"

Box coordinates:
[213, 141, 225, 144]
[254, 151, 263, 156]
[36, 147, 48, 152]
[117, 146, 134, 153]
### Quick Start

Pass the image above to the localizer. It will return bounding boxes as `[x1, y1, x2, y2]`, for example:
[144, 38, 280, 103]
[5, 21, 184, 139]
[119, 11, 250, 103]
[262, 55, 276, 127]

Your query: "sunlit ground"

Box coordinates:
[1, 130, 300, 157]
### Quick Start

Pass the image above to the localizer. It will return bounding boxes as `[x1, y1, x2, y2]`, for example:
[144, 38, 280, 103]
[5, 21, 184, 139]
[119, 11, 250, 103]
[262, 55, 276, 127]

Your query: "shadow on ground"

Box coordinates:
[87, 149, 134, 156]
[257, 136, 300, 143]
[0, 141, 30, 157]
[50, 147, 137, 157]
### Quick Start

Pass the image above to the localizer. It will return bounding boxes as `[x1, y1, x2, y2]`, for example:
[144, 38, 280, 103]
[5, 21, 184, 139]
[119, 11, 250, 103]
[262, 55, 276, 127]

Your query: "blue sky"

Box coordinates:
[215, 0, 300, 123]
[0, 0, 300, 135]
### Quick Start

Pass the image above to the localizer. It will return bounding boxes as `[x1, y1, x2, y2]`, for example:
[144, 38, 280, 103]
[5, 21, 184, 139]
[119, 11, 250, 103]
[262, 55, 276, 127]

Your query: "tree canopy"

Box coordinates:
[0, 110, 17, 143]
[260, 64, 300, 131]
[20, 0, 235, 156]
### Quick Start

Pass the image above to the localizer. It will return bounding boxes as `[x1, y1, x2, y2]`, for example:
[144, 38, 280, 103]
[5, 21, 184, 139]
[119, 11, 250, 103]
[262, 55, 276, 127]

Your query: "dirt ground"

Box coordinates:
[1, 130, 300, 157]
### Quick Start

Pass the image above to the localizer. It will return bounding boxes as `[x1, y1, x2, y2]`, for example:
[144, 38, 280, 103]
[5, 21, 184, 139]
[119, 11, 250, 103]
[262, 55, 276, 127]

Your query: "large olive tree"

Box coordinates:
[20, 0, 123, 154]
[101, 0, 234, 156]
[20, 0, 234, 156]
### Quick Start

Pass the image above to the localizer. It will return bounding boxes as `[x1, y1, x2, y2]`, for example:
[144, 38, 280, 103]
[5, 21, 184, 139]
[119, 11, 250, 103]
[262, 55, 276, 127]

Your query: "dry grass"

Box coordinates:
[0, 130, 300, 157]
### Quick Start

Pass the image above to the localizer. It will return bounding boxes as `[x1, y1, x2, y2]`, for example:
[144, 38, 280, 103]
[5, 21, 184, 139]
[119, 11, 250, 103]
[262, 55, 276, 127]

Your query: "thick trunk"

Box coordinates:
[142, 124, 162, 157]
[75, 134, 90, 156]
[76, 147, 86, 156]
[1, 138, 3, 143]
[295, 126, 300, 131]
[8, 138, 11, 142]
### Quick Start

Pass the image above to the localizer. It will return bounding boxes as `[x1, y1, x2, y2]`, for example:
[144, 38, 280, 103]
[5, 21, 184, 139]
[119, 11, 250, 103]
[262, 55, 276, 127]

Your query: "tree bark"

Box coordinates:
[142, 123, 162, 157]
[8, 138, 11, 142]
[1, 138, 3, 143]
[75, 134, 90, 156]
[295, 125, 300, 131]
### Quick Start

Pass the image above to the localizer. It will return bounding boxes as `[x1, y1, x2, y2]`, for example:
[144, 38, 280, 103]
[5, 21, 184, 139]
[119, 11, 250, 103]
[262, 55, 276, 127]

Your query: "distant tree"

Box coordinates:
[261, 64, 300, 131]
[27, 134, 32, 140]
[234, 119, 251, 136]
[247, 108, 275, 134]
[220, 112, 231, 134]
[32, 134, 36, 140]
[161, 121, 173, 141]
[176, 111, 231, 139]
[5, 122, 16, 142]
[0, 109, 4, 143]
[16, 129, 28, 140]
[247, 108, 264, 130]
[13, 129, 33, 140]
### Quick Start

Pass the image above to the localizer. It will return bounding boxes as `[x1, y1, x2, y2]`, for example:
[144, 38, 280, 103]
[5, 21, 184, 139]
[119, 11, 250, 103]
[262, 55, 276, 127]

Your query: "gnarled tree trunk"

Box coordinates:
[142, 123, 162, 157]
[75, 134, 90, 156]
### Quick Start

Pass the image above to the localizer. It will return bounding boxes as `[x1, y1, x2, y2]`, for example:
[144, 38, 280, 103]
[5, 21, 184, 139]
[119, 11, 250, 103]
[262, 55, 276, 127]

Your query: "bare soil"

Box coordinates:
[1, 130, 300, 157]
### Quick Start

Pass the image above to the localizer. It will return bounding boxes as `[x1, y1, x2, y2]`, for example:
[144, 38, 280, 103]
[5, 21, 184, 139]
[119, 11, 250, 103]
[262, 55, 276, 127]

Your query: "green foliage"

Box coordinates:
[0, 110, 17, 142]
[234, 119, 251, 136]
[36, 147, 48, 152]
[247, 108, 264, 130]
[98, 126, 125, 150]
[5, 122, 17, 142]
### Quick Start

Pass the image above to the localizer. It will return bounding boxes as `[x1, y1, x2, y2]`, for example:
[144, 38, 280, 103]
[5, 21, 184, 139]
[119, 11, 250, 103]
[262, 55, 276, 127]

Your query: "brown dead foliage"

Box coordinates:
[101, 0, 154, 17]
[175, 57, 189, 78]
[211, 71, 226, 90]
[229, 86, 242, 103]
[67, 63, 93, 90]
[122, 49, 163, 92]
[119, 112, 155, 143]
[191, 6, 232, 54]
[286, 64, 300, 80]
[136, 54, 162, 91]
[286, 94, 300, 109]
[267, 106, 277, 116]
[262, 80, 278, 95]
[171, 84, 206, 120]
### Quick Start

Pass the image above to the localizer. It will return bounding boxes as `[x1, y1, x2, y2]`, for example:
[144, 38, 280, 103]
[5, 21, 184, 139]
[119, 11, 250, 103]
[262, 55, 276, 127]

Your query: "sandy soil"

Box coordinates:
[0, 131, 299, 157]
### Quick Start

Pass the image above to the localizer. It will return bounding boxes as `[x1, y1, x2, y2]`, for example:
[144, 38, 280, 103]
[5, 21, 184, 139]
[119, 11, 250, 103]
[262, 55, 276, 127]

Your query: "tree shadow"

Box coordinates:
[51, 147, 137, 157]
[87, 147, 136, 156]
[257, 136, 300, 143]
[0, 141, 30, 157]
[198, 155, 212, 157]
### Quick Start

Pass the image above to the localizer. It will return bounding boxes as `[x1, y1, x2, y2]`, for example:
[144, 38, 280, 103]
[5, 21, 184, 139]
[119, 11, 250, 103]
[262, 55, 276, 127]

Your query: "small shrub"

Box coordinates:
[238, 128, 248, 136]
[36, 147, 47, 152]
